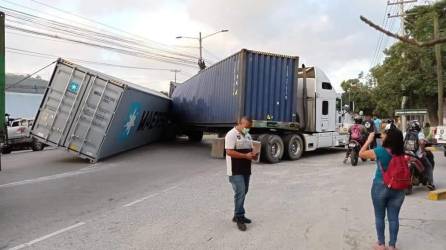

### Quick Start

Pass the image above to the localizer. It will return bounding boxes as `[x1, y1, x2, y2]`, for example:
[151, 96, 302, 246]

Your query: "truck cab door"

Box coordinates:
[315, 70, 336, 132]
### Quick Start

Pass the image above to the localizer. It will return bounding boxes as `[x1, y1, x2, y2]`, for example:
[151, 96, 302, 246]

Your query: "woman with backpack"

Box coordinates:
[359, 124, 408, 250]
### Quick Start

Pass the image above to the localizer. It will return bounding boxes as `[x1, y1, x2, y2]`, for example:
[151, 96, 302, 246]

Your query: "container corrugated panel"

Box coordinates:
[31, 59, 171, 162]
[172, 52, 241, 125]
[172, 49, 299, 126]
[244, 51, 297, 122]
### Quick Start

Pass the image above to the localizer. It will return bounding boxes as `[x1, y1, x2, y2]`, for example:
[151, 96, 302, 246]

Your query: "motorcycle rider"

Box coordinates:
[404, 120, 435, 190]
[344, 116, 368, 162]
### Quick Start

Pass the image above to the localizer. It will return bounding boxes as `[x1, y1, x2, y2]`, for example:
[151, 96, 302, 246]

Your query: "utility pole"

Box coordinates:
[176, 29, 228, 70]
[387, 0, 417, 131]
[170, 69, 180, 83]
[433, 11, 444, 125]
[198, 32, 203, 70]
[0, 11, 4, 171]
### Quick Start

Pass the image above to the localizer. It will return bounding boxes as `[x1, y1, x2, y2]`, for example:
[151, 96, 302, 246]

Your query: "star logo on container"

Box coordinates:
[68, 81, 79, 93]
[124, 110, 137, 136]
[120, 102, 141, 141]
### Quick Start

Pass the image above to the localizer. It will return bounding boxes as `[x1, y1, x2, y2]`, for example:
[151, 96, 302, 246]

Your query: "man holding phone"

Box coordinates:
[225, 116, 257, 231]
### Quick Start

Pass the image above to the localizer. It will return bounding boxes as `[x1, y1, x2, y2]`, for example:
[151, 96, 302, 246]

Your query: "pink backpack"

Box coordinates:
[350, 124, 362, 140]
[379, 151, 411, 190]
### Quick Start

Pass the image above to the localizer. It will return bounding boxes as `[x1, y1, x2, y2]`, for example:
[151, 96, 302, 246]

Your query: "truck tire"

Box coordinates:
[283, 134, 304, 160]
[260, 134, 284, 164]
[31, 140, 44, 151]
[188, 131, 203, 142]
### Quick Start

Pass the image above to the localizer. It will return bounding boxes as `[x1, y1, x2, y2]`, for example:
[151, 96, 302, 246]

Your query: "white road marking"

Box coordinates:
[8, 222, 86, 250]
[123, 185, 180, 208]
[0, 165, 102, 189]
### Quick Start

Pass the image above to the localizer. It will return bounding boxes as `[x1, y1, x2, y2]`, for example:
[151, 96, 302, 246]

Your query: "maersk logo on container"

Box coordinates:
[119, 102, 168, 141]
[120, 102, 141, 141]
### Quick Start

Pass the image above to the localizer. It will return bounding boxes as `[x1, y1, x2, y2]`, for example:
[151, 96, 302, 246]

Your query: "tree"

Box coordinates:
[340, 78, 376, 115]
[341, 1, 446, 122]
[370, 1, 446, 124]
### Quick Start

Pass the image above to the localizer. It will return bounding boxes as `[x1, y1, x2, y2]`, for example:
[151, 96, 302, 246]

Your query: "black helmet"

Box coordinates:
[408, 120, 421, 132]
[354, 116, 362, 124]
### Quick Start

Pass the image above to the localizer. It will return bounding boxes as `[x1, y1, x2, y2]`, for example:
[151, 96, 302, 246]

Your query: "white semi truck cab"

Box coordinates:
[296, 66, 348, 151]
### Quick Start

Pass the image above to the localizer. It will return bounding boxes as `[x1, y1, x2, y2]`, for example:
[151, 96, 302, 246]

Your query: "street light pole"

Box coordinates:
[170, 69, 180, 83]
[176, 29, 228, 70]
[198, 32, 203, 68]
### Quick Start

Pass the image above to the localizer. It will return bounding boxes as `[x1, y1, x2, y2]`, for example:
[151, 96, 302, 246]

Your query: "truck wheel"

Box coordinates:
[260, 134, 284, 164]
[283, 134, 303, 160]
[188, 131, 203, 142]
[2, 146, 12, 154]
[31, 140, 44, 151]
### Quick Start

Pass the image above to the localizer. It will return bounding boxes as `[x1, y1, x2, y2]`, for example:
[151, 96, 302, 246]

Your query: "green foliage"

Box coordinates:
[340, 78, 376, 115]
[5, 73, 48, 94]
[342, 1, 446, 122]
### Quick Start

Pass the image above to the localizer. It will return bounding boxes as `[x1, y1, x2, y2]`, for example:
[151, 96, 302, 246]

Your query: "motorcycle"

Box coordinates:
[404, 148, 435, 195]
[347, 139, 362, 166]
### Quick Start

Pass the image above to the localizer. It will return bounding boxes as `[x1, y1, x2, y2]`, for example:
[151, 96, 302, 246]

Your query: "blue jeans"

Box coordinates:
[229, 175, 250, 218]
[371, 182, 405, 247]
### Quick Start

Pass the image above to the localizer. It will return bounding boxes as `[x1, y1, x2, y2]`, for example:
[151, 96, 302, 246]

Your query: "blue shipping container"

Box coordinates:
[172, 49, 300, 127]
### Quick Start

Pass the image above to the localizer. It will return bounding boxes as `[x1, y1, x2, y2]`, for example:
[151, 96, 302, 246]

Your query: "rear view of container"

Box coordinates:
[31, 59, 170, 162]
[172, 49, 301, 131]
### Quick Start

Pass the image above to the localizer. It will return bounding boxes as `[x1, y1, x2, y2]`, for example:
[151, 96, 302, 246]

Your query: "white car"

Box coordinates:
[434, 126, 446, 157]
[2, 117, 45, 154]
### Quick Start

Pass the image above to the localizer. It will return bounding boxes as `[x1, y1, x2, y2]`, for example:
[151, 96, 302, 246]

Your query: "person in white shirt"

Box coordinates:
[225, 116, 257, 231]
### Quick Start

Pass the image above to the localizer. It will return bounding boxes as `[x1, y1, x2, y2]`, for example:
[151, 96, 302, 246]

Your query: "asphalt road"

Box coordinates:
[0, 140, 445, 250]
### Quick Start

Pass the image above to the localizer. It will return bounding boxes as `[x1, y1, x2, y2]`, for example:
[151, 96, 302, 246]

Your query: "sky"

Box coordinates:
[2, 0, 417, 92]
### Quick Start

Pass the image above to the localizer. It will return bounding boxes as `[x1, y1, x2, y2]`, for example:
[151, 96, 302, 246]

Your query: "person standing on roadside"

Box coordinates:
[359, 124, 406, 250]
[374, 116, 382, 133]
[225, 116, 258, 231]
[374, 116, 383, 146]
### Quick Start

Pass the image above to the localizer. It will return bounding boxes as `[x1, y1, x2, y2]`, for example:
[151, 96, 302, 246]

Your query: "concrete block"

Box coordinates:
[211, 138, 225, 159]
[428, 189, 446, 201]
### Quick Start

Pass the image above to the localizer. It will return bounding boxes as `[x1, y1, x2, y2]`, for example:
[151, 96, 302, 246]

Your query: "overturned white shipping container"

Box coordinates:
[31, 59, 171, 162]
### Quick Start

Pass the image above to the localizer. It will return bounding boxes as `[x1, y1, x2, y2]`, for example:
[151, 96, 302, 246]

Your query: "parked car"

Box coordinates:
[434, 125, 446, 157]
[2, 117, 45, 154]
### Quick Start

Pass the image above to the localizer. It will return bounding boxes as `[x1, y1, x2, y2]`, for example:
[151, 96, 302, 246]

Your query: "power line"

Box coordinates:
[27, 0, 200, 59]
[370, 3, 391, 69]
[2, 7, 199, 61]
[5, 23, 198, 68]
[6, 60, 56, 89]
[0, 3, 216, 68]
[0, 4, 201, 63]
[6, 47, 184, 72]
[376, 8, 397, 65]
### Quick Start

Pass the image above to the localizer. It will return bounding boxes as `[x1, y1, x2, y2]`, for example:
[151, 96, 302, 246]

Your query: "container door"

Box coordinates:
[243, 51, 296, 122]
[63, 76, 123, 159]
[32, 63, 90, 146]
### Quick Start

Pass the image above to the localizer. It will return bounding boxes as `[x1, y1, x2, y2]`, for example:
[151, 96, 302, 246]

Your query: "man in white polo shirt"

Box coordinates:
[225, 116, 257, 231]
